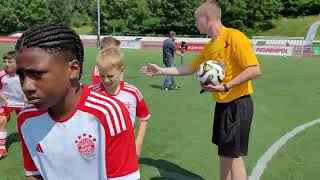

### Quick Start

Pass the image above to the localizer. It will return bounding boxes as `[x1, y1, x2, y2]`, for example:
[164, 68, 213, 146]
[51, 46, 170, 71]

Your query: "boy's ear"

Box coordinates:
[120, 65, 125, 72]
[69, 59, 81, 80]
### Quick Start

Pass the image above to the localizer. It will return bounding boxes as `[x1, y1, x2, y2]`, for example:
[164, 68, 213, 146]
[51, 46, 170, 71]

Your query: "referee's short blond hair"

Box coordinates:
[196, 0, 221, 20]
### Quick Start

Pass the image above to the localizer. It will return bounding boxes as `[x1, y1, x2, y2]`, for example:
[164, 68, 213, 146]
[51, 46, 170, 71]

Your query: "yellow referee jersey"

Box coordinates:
[191, 26, 260, 103]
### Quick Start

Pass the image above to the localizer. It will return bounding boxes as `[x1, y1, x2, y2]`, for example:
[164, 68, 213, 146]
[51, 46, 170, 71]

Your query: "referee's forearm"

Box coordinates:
[161, 65, 194, 76]
[226, 65, 261, 89]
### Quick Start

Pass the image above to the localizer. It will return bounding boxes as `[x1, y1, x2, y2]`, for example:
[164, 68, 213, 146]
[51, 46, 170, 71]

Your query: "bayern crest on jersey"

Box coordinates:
[75, 133, 97, 158]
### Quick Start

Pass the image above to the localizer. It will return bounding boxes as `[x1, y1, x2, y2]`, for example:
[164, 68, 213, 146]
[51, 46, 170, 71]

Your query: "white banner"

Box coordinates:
[254, 46, 293, 56]
[120, 40, 141, 49]
[305, 21, 320, 46]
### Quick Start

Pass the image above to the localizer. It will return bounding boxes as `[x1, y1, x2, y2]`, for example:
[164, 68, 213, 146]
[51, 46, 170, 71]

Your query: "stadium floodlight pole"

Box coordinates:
[96, 0, 101, 47]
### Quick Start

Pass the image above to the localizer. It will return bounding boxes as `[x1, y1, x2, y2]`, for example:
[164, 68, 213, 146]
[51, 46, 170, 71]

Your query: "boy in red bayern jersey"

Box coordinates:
[91, 36, 121, 84]
[15, 25, 140, 180]
[90, 47, 150, 158]
[0, 51, 25, 159]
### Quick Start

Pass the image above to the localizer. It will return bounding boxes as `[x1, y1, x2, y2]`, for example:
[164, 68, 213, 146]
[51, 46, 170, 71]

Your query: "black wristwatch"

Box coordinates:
[223, 84, 229, 92]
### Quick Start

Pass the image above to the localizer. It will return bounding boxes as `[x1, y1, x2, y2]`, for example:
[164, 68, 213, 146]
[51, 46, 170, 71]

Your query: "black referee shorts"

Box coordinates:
[212, 95, 253, 158]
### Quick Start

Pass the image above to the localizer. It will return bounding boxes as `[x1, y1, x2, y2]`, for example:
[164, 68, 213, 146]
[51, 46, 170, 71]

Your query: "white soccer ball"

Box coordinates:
[196, 60, 225, 86]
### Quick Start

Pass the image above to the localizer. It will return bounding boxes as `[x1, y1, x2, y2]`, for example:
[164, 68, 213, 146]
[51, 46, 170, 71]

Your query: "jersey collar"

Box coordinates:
[99, 81, 124, 97]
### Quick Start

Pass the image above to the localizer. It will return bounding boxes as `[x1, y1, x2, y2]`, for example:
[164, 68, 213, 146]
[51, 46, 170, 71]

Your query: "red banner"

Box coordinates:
[0, 36, 19, 44]
[141, 41, 163, 50]
[140, 41, 207, 52]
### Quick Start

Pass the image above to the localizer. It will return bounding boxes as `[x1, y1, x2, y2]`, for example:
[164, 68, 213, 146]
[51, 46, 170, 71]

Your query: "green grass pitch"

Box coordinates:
[0, 44, 319, 180]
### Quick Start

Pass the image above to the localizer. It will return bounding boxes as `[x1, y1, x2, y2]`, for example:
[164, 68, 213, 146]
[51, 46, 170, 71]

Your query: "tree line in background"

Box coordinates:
[0, 0, 319, 36]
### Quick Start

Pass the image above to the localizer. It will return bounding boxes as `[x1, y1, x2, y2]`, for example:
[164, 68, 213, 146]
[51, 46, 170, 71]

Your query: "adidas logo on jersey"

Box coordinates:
[36, 144, 44, 153]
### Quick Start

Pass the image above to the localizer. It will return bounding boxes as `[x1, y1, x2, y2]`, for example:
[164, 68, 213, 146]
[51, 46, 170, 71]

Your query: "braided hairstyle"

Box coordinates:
[15, 24, 84, 79]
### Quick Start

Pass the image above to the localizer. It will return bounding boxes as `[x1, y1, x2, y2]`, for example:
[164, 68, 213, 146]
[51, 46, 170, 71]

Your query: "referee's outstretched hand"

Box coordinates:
[141, 63, 163, 76]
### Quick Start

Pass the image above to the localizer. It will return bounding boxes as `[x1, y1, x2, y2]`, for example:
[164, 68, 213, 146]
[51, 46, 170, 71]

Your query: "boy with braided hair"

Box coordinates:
[16, 25, 140, 180]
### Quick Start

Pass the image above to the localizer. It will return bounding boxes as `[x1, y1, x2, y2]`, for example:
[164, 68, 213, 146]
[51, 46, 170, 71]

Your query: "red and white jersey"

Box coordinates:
[89, 81, 150, 125]
[0, 70, 24, 107]
[91, 65, 101, 85]
[17, 85, 140, 180]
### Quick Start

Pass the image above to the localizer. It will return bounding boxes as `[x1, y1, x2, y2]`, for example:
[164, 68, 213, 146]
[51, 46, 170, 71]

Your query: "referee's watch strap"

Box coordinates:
[223, 84, 229, 92]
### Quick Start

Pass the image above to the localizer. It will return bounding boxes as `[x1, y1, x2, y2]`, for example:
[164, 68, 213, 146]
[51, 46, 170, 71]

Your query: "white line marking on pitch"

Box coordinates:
[249, 118, 320, 180]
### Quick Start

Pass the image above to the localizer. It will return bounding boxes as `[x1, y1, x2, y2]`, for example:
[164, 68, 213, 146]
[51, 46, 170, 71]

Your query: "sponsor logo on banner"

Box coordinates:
[254, 46, 293, 56]
[176, 42, 206, 52]
[185, 43, 206, 52]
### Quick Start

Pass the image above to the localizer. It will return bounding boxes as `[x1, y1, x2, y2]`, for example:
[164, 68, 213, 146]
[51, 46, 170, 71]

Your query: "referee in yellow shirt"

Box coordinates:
[141, 1, 261, 180]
